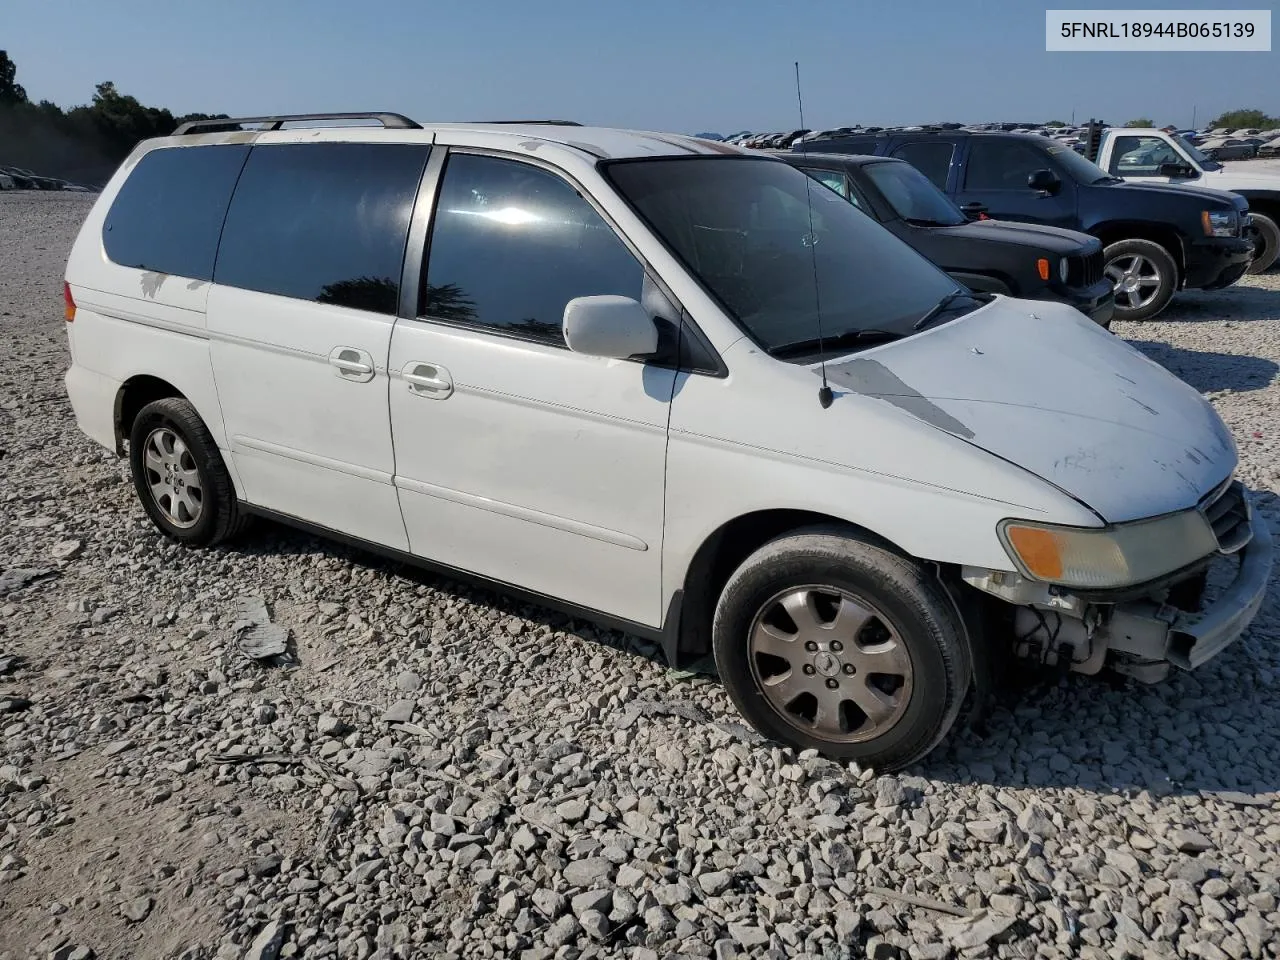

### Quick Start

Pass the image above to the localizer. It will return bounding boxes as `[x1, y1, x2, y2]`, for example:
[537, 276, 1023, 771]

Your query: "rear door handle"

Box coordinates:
[402, 362, 454, 399]
[328, 346, 376, 383]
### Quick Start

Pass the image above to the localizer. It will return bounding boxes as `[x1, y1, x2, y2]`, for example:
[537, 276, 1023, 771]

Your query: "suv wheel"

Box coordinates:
[129, 397, 250, 546]
[1103, 239, 1177, 321]
[712, 527, 970, 771]
[1245, 212, 1279, 273]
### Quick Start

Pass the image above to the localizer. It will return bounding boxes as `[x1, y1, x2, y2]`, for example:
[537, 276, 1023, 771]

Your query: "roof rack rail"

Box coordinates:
[172, 112, 422, 135]
[478, 119, 583, 126]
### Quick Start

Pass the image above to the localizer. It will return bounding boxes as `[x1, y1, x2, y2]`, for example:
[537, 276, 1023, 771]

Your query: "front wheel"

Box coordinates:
[1103, 238, 1177, 322]
[712, 528, 970, 771]
[1245, 212, 1279, 273]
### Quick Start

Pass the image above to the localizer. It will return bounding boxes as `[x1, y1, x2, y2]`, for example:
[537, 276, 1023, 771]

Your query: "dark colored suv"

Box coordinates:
[798, 131, 1254, 321]
[783, 152, 1114, 328]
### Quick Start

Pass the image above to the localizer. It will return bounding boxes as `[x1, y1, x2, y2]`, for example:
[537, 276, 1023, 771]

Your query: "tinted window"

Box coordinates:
[862, 161, 965, 226]
[103, 145, 249, 280]
[890, 142, 954, 188]
[606, 157, 962, 357]
[216, 143, 430, 314]
[964, 139, 1051, 190]
[422, 154, 643, 347]
[824, 138, 878, 155]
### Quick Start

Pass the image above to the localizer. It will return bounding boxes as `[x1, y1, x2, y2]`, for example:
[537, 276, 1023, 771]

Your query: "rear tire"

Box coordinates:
[128, 398, 250, 547]
[1103, 238, 1177, 322]
[1245, 212, 1279, 273]
[712, 527, 970, 771]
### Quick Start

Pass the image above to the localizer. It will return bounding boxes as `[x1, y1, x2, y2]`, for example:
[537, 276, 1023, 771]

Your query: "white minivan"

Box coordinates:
[63, 114, 1272, 770]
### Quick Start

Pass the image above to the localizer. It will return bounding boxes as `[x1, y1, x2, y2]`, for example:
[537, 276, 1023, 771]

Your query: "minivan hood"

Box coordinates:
[819, 299, 1236, 523]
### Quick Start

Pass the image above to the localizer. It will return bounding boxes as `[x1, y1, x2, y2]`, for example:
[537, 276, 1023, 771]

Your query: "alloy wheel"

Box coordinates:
[142, 427, 204, 528]
[1105, 254, 1163, 311]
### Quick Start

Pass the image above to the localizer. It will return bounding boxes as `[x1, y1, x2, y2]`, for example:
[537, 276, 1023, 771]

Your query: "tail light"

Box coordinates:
[63, 282, 76, 322]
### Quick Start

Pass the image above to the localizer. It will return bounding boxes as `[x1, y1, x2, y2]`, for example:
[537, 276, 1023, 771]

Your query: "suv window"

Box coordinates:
[421, 153, 644, 347]
[807, 169, 849, 200]
[1110, 135, 1183, 175]
[964, 139, 1050, 191]
[103, 145, 250, 280]
[215, 143, 430, 315]
[890, 141, 954, 189]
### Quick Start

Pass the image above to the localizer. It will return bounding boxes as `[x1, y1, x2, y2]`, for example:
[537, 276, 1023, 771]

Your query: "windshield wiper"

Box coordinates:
[1092, 175, 1125, 184]
[913, 290, 986, 331]
[770, 328, 903, 359]
[904, 217, 956, 227]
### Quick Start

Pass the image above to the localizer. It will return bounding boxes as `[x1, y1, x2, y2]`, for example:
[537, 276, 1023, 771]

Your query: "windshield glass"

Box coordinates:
[1044, 143, 1115, 183]
[861, 160, 965, 225]
[1174, 135, 1220, 169]
[603, 157, 962, 354]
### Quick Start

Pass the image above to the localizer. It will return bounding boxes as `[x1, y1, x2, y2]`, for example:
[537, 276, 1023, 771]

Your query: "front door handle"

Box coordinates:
[328, 346, 376, 383]
[402, 362, 454, 399]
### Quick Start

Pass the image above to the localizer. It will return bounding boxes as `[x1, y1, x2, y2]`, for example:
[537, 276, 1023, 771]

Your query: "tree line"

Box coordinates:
[0, 50, 226, 187]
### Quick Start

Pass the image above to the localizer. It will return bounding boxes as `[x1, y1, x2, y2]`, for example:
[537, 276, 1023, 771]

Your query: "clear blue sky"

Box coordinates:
[5, 0, 1277, 133]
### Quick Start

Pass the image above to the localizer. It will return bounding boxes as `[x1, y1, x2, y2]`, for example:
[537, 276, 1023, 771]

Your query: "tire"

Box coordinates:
[128, 397, 250, 547]
[1245, 212, 1279, 273]
[712, 527, 971, 771]
[1102, 238, 1178, 322]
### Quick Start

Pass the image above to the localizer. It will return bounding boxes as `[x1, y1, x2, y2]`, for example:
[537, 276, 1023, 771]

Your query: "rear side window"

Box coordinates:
[215, 143, 430, 315]
[103, 145, 249, 280]
[421, 153, 643, 347]
[890, 142, 954, 189]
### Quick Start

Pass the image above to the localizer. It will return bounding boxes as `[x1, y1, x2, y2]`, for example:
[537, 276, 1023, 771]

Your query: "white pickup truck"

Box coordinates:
[1091, 127, 1280, 273]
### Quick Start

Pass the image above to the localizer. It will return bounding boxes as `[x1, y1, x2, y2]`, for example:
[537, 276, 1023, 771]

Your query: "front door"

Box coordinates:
[953, 138, 1077, 228]
[206, 140, 432, 548]
[387, 151, 677, 626]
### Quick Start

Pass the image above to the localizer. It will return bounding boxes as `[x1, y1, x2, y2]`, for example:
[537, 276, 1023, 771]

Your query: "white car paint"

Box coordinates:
[62, 121, 1261, 655]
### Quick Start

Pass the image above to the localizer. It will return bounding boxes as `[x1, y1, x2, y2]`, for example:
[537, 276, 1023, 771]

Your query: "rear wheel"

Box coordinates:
[129, 397, 250, 547]
[1103, 239, 1177, 322]
[1245, 212, 1279, 273]
[712, 527, 970, 771]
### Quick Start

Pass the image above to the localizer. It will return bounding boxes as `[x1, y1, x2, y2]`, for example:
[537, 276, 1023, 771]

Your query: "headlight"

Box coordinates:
[1058, 257, 1070, 283]
[1202, 209, 1237, 237]
[999, 510, 1218, 588]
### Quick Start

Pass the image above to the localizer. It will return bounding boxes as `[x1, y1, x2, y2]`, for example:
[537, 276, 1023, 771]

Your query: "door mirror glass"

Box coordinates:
[1157, 162, 1194, 178]
[563, 296, 657, 359]
[1027, 168, 1061, 193]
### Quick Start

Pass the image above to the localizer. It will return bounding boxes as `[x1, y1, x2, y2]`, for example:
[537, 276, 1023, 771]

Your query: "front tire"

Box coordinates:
[712, 527, 970, 771]
[1245, 212, 1279, 273]
[129, 397, 249, 547]
[1103, 238, 1177, 322]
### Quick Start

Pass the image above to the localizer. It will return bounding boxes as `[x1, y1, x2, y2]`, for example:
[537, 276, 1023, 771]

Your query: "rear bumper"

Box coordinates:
[1183, 236, 1254, 290]
[65, 364, 120, 454]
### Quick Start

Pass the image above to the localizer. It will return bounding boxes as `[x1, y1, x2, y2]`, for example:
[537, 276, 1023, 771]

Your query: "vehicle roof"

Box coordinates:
[166, 122, 751, 161]
[779, 151, 902, 167]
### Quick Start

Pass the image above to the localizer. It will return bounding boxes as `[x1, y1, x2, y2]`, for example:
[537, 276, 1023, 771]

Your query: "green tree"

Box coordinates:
[0, 50, 27, 104]
[1207, 108, 1279, 129]
[1044, 120, 1067, 128]
[1124, 117, 1155, 128]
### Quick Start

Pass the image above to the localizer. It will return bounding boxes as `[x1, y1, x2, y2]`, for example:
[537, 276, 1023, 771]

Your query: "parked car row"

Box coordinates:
[0, 164, 96, 192]
[60, 114, 1273, 771]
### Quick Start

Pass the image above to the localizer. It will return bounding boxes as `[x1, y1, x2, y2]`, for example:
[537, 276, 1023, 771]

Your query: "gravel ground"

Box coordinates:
[2, 191, 1278, 960]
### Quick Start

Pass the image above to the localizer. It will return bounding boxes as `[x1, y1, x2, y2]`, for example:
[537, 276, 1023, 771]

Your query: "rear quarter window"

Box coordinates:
[215, 142, 430, 315]
[102, 145, 250, 280]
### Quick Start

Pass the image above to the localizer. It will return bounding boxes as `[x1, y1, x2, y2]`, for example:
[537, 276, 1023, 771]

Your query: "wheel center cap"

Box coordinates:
[813, 652, 841, 678]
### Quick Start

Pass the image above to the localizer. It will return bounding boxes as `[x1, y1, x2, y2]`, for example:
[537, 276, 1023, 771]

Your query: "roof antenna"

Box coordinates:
[795, 61, 833, 409]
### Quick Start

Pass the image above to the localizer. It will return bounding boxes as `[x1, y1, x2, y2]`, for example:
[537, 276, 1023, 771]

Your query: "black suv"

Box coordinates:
[797, 131, 1254, 321]
[783, 152, 1114, 327]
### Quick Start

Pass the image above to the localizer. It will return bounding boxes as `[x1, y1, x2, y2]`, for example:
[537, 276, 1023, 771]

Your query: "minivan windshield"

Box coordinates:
[860, 160, 966, 226]
[604, 157, 966, 356]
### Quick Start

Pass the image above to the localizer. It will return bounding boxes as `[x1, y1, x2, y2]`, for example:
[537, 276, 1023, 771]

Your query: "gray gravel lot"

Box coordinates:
[2, 191, 1279, 960]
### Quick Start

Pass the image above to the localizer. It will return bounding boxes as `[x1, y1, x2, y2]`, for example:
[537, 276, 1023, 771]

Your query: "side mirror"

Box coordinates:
[1157, 162, 1194, 178]
[1027, 168, 1061, 194]
[562, 295, 658, 359]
